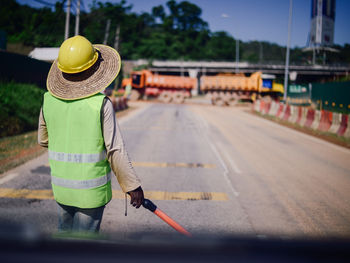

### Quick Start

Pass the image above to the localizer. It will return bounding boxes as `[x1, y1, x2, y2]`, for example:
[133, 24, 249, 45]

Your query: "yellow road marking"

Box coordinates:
[43, 162, 216, 169]
[45, 162, 216, 169]
[0, 188, 228, 201]
[0, 188, 53, 200]
[113, 190, 228, 201]
[132, 162, 216, 169]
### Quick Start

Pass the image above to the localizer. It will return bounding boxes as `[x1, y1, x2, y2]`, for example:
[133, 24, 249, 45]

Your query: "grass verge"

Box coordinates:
[0, 130, 46, 175]
[0, 106, 137, 175]
[250, 110, 350, 149]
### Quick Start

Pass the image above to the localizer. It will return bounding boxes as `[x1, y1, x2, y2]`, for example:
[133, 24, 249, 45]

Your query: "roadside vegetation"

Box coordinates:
[0, 82, 45, 138]
[0, 81, 45, 174]
[0, 130, 46, 175]
[2, 0, 350, 65]
[0, 84, 137, 174]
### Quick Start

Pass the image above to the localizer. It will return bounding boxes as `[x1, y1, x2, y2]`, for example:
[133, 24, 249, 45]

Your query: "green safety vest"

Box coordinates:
[43, 92, 112, 208]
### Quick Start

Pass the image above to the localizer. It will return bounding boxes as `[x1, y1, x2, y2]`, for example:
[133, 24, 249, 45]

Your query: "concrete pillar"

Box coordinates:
[188, 68, 199, 96]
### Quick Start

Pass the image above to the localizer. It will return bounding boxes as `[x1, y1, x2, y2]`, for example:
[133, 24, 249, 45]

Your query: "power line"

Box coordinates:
[70, 0, 77, 15]
[31, 0, 70, 10]
[32, 0, 55, 7]
[80, 0, 86, 12]
[70, 0, 84, 15]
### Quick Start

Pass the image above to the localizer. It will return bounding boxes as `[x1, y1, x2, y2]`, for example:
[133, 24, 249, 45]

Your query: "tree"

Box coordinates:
[1, 0, 349, 64]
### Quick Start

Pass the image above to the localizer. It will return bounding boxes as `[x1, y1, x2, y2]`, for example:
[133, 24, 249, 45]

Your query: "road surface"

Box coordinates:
[0, 102, 349, 239]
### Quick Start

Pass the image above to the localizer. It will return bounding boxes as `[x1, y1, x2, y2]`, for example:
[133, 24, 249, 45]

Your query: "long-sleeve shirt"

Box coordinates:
[38, 97, 141, 193]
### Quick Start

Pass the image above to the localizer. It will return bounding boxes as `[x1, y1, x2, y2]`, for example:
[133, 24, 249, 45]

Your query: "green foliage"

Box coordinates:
[205, 31, 236, 60]
[1, 0, 350, 64]
[0, 82, 45, 137]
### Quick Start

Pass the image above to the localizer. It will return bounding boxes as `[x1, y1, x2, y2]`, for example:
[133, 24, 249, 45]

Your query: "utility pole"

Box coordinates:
[114, 24, 120, 51]
[235, 38, 239, 73]
[103, 19, 111, 45]
[74, 0, 80, 36]
[283, 0, 293, 102]
[64, 0, 71, 40]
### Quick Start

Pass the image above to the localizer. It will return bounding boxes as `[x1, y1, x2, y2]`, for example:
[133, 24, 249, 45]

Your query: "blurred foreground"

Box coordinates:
[0, 219, 350, 263]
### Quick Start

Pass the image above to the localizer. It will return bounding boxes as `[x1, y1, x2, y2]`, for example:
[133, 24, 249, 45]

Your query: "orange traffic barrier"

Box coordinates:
[295, 106, 303, 124]
[264, 102, 271, 114]
[318, 110, 333, 132]
[276, 103, 284, 118]
[305, 109, 315, 128]
[338, 114, 348, 136]
[282, 104, 291, 121]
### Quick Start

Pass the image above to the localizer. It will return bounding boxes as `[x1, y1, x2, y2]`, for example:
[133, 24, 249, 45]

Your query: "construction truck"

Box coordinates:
[200, 72, 284, 106]
[122, 70, 197, 103]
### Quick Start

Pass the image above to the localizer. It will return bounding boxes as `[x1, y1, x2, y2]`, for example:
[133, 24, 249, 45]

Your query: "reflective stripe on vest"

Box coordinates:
[48, 150, 107, 163]
[51, 172, 112, 189]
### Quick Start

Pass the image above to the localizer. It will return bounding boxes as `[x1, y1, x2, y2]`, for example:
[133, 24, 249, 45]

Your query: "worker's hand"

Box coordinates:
[128, 186, 144, 208]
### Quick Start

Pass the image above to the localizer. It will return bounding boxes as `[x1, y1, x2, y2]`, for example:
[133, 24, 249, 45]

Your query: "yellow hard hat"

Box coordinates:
[57, 35, 99, 74]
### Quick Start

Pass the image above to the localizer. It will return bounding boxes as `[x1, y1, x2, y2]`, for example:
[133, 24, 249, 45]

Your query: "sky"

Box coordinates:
[17, 0, 350, 47]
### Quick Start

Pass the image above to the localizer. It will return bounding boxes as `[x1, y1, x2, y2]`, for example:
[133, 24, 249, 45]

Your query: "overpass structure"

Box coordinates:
[124, 60, 350, 83]
[27, 47, 350, 83]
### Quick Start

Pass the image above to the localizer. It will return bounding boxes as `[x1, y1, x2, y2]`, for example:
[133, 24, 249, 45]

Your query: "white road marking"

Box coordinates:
[195, 111, 242, 173]
[208, 140, 240, 197]
[194, 112, 240, 197]
[0, 173, 19, 185]
[220, 147, 242, 174]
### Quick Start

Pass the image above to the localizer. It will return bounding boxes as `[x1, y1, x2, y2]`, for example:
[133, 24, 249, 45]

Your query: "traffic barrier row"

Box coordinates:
[254, 100, 350, 138]
[107, 96, 128, 112]
[116, 97, 128, 112]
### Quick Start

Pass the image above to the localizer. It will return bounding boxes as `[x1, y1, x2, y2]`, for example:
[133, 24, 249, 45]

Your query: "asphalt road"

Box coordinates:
[0, 102, 349, 239]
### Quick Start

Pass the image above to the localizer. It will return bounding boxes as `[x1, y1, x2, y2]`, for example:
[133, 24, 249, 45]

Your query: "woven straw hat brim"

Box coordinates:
[47, 44, 121, 100]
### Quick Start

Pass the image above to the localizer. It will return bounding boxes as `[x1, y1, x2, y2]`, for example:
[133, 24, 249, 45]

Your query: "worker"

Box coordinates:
[38, 35, 144, 233]
[124, 81, 132, 99]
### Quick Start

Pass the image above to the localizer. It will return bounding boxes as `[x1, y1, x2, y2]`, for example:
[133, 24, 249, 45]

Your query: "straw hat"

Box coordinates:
[47, 36, 121, 100]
